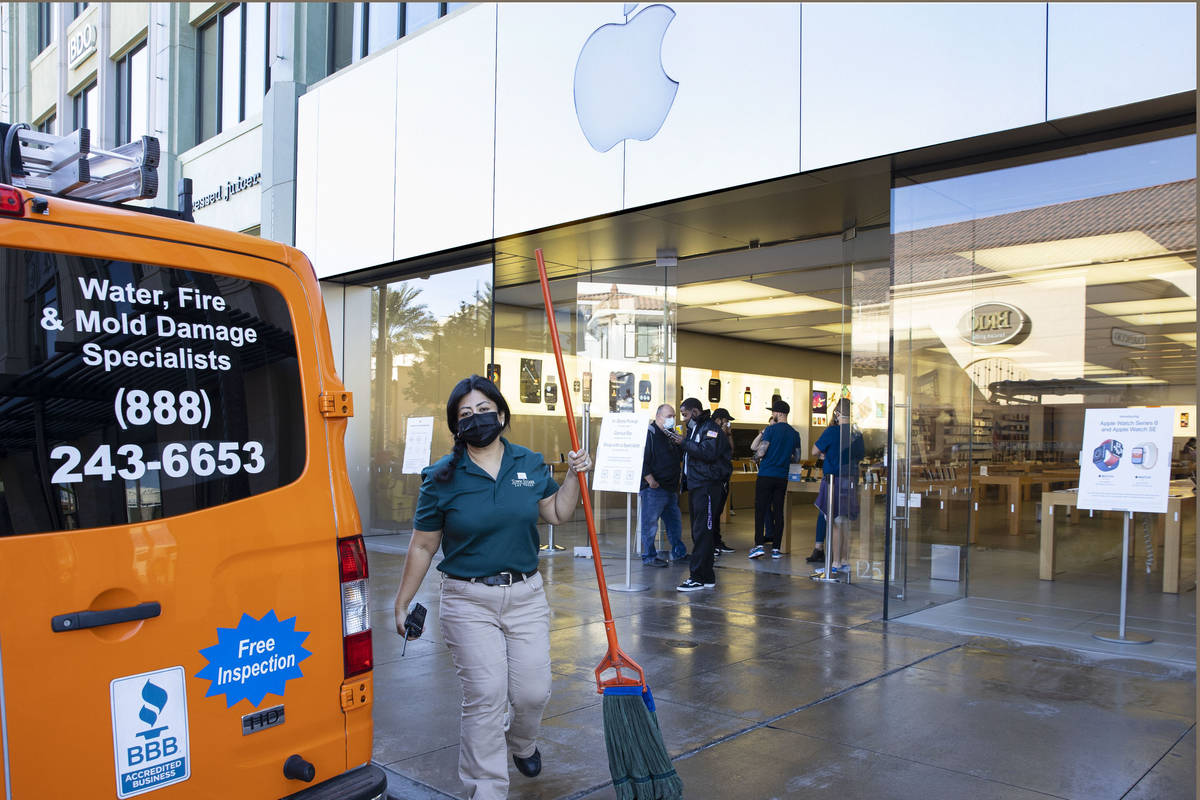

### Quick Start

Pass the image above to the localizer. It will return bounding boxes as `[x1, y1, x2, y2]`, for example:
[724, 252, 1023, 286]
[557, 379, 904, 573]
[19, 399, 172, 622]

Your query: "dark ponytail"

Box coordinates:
[433, 375, 511, 482]
[435, 438, 468, 482]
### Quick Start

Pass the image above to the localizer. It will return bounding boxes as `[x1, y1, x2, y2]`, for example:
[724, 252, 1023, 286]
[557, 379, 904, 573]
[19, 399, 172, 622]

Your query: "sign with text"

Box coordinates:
[1077, 407, 1174, 513]
[401, 416, 435, 474]
[592, 413, 648, 493]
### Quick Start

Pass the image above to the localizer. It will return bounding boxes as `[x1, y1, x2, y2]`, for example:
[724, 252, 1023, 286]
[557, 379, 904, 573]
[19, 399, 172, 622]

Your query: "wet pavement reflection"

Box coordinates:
[367, 534, 1195, 799]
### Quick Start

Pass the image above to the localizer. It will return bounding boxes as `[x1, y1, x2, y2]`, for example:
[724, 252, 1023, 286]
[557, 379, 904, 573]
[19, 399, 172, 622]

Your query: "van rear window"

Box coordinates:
[0, 247, 305, 535]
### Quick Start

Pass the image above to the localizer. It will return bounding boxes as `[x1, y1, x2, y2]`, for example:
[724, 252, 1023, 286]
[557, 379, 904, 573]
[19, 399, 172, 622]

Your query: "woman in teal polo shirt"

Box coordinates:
[392, 375, 590, 800]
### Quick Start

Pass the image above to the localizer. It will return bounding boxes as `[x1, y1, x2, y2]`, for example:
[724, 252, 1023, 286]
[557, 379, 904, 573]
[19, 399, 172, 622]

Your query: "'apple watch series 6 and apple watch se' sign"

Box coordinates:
[1077, 407, 1174, 514]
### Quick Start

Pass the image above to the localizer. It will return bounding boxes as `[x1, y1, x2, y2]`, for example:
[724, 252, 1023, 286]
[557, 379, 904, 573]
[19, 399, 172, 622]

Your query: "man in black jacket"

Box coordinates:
[639, 404, 686, 567]
[666, 397, 733, 591]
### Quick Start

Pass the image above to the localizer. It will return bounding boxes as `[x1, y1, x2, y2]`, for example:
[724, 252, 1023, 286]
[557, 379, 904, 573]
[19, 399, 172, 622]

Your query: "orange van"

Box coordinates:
[0, 124, 385, 799]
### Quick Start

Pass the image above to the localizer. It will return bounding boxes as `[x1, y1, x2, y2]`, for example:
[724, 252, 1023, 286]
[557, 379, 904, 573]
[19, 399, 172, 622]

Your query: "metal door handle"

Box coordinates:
[51, 601, 161, 632]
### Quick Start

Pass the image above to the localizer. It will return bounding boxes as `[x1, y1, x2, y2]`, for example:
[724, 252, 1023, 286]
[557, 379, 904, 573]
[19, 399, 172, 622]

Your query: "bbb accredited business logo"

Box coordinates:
[110, 666, 190, 798]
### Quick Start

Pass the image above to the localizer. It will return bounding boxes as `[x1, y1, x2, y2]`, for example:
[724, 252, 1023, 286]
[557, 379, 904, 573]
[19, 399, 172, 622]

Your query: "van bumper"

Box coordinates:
[281, 764, 388, 800]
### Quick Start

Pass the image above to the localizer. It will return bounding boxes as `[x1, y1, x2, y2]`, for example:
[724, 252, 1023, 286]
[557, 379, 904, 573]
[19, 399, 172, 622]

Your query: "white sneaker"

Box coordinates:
[677, 579, 704, 592]
[771, 549, 782, 559]
[748, 545, 765, 559]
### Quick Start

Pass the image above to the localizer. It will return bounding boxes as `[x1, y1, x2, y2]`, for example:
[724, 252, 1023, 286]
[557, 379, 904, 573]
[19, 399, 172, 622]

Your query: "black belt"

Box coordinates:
[444, 569, 538, 586]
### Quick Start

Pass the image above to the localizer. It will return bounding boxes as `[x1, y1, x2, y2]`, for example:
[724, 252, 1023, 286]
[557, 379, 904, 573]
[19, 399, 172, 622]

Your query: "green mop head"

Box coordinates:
[602, 686, 684, 800]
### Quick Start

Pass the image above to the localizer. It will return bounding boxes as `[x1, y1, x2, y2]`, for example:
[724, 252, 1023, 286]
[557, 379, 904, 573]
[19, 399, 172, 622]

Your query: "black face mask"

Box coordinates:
[457, 411, 503, 447]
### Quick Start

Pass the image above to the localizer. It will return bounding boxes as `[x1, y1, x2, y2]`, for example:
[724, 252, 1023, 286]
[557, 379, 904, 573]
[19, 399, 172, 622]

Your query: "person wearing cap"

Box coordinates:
[710, 407, 738, 556]
[663, 398, 732, 592]
[811, 398, 865, 577]
[747, 400, 802, 559]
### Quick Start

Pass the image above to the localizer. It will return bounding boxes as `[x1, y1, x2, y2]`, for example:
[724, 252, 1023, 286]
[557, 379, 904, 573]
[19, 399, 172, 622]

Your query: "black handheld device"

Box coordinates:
[401, 602, 428, 656]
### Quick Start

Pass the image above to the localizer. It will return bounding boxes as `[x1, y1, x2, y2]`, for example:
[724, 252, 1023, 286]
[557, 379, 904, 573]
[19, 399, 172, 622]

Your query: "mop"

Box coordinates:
[534, 248, 683, 800]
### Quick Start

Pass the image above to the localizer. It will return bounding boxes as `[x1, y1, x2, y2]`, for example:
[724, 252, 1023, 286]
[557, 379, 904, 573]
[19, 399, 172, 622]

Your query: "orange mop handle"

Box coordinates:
[534, 249, 644, 690]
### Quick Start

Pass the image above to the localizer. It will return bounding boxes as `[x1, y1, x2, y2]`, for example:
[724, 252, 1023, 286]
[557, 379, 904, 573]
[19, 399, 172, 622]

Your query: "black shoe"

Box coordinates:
[513, 748, 542, 778]
[715, 544, 736, 553]
[642, 558, 668, 568]
[805, 548, 826, 563]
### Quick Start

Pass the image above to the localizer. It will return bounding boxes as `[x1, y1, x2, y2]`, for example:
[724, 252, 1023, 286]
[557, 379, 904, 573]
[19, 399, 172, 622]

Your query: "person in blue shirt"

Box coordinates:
[811, 398, 865, 576]
[747, 399, 802, 559]
[391, 375, 591, 800]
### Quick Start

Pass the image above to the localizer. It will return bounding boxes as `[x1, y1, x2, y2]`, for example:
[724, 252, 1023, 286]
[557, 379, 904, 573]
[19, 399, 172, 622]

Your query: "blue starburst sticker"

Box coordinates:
[195, 611, 312, 708]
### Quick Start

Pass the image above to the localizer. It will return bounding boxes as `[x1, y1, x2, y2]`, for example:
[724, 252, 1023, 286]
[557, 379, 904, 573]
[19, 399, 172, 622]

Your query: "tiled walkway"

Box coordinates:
[366, 533, 1195, 799]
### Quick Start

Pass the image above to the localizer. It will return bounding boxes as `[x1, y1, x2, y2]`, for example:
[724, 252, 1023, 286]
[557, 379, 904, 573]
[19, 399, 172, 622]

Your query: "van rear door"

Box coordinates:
[0, 230, 349, 798]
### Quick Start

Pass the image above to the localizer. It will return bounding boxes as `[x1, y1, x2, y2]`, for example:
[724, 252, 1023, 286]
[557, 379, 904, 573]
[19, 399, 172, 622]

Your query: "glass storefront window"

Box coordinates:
[887, 132, 1196, 617]
[367, 264, 491, 531]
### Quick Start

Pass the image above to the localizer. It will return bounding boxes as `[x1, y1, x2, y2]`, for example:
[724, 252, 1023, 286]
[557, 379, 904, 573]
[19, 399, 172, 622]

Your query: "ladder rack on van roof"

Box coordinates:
[1, 122, 159, 204]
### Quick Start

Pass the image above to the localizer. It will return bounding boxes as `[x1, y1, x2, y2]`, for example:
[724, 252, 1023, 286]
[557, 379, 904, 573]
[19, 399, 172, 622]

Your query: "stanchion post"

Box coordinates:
[814, 474, 841, 584]
[610, 490, 648, 592]
[1093, 510, 1152, 644]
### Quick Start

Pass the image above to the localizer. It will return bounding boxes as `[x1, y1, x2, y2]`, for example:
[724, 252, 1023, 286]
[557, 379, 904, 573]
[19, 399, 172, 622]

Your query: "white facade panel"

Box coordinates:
[392, 5, 496, 261]
[624, 3, 801, 208]
[493, 3, 624, 238]
[304, 51, 399, 278]
[1047, 3, 1197, 120]
[800, 2, 1047, 171]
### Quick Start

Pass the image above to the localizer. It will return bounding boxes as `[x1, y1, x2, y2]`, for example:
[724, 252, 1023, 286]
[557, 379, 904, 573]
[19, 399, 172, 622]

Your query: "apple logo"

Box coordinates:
[573, 4, 679, 153]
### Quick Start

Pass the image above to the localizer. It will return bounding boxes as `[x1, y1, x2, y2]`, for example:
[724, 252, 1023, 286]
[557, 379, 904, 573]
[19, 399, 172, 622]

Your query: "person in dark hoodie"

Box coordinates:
[665, 397, 732, 592]
[639, 403, 687, 567]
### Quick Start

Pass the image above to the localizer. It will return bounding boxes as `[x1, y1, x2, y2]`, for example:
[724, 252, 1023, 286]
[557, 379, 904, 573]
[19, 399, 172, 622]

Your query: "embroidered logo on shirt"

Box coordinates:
[517, 472, 527, 479]
[511, 471, 536, 488]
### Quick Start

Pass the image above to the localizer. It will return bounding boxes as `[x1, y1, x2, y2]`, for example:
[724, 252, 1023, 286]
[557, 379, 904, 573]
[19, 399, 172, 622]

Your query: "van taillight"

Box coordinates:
[338, 535, 373, 677]
[0, 186, 23, 217]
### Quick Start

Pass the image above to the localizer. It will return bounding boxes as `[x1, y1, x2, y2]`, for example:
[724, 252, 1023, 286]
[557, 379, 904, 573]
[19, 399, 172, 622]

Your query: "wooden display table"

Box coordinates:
[1040, 488, 1195, 594]
[971, 470, 1080, 540]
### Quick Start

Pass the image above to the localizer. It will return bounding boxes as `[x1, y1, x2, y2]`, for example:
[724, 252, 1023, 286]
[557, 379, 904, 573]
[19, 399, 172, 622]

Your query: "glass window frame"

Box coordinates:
[71, 80, 97, 132]
[195, 3, 272, 145]
[35, 3, 52, 53]
[355, 2, 453, 63]
[114, 41, 148, 145]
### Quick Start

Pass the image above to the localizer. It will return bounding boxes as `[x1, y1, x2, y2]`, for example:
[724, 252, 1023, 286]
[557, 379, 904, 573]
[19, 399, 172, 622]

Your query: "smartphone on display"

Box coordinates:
[544, 376, 558, 411]
[638, 379, 652, 406]
[486, 363, 501, 385]
[582, 371, 592, 403]
[610, 372, 634, 413]
[708, 378, 721, 404]
[520, 358, 542, 404]
[811, 390, 827, 414]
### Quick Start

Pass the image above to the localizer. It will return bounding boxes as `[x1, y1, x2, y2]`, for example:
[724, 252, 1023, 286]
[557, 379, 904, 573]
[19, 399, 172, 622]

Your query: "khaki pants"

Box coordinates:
[439, 571, 552, 800]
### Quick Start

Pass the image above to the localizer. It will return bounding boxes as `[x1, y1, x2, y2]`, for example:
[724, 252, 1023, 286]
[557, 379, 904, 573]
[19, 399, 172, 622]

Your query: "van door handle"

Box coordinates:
[51, 601, 161, 632]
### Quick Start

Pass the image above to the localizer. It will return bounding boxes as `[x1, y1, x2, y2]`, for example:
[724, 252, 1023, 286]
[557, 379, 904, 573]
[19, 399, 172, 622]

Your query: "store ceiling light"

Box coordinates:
[959, 231, 1167, 273]
[1164, 332, 1197, 345]
[703, 295, 842, 317]
[811, 322, 851, 334]
[1115, 311, 1196, 326]
[1089, 296, 1195, 316]
[1091, 376, 1168, 384]
[676, 280, 779, 307]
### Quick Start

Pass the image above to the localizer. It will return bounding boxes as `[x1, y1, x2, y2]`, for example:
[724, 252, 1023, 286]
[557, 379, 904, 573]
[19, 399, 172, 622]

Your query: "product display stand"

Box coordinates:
[1093, 511, 1153, 645]
[610, 493, 648, 592]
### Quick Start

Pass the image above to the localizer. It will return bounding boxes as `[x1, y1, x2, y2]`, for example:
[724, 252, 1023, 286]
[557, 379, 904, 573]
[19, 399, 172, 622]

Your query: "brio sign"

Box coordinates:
[957, 302, 1028, 346]
[68, 25, 98, 69]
